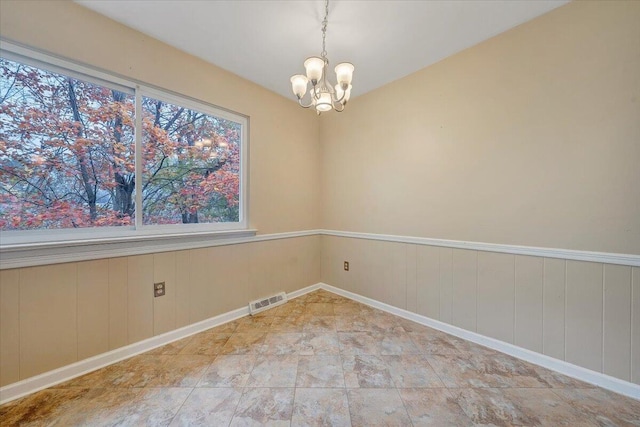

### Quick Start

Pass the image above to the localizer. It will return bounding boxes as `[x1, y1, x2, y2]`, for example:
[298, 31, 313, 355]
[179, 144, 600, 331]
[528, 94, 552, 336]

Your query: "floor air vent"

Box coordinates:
[249, 292, 288, 315]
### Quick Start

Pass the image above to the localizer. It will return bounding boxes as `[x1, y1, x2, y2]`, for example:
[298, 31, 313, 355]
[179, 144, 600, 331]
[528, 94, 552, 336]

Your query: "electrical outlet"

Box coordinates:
[344, 261, 349, 271]
[154, 282, 166, 297]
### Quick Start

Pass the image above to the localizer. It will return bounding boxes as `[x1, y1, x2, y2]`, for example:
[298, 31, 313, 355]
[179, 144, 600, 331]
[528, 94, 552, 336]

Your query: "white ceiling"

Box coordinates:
[76, 0, 569, 100]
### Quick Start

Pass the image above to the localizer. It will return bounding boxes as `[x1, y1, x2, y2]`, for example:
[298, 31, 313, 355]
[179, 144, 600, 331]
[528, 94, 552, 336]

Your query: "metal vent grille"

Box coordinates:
[249, 292, 287, 315]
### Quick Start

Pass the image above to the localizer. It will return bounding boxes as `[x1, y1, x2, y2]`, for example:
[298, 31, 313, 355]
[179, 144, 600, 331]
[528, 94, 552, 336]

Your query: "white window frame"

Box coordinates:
[0, 40, 252, 260]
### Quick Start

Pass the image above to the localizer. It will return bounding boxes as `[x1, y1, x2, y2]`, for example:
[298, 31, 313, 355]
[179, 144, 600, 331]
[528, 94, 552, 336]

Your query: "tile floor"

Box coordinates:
[1, 289, 639, 426]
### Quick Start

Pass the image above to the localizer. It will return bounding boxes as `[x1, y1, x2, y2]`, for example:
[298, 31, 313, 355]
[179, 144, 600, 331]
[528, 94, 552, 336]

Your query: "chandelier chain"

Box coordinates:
[321, 0, 329, 59]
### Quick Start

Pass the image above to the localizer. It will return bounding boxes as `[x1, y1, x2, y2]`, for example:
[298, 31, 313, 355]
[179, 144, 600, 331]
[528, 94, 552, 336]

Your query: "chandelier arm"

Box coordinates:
[332, 90, 346, 104]
[297, 93, 315, 108]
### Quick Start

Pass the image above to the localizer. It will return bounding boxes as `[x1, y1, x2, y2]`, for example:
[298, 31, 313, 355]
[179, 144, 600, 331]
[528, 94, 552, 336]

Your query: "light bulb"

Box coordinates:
[304, 57, 324, 82]
[334, 62, 354, 86]
[290, 74, 308, 98]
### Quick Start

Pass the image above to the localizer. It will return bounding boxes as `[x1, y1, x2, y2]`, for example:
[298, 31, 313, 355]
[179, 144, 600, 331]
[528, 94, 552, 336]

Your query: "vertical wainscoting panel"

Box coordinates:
[230, 243, 251, 310]
[514, 256, 544, 353]
[406, 244, 418, 313]
[210, 243, 249, 315]
[321, 235, 344, 292]
[350, 237, 371, 298]
[416, 245, 440, 320]
[603, 264, 632, 381]
[477, 252, 515, 344]
[282, 238, 305, 293]
[153, 252, 177, 336]
[360, 239, 385, 303]
[451, 249, 477, 332]
[0, 269, 20, 386]
[77, 259, 109, 360]
[565, 261, 603, 373]
[284, 236, 320, 295]
[381, 242, 407, 309]
[175, 250, 191, 328]
[249, 240, 281, 299]
[108, 257, 128, 350]
[19, 264, 77, 379]
[127, 254, 154, 344]
[543, 258, 566, 359]
[632, 267, 640, 384]
[438, 248, 454, 324]
[190, 247, 214, 323]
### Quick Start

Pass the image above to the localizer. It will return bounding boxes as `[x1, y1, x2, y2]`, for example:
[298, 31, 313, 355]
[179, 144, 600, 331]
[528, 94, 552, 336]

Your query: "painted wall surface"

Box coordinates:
[321, 235, 639, 384]
[0, 0, 321, 234]
[0, 236, 320, 386]
[320, 0, 640, 255]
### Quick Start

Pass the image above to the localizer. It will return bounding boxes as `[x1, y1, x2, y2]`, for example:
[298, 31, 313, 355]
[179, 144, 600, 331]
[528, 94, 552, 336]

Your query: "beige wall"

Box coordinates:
[321, 235, 639, 384]
[320, 0, 640, 255]
[0, 236, 320, 386]
[0, 0, 321, 234]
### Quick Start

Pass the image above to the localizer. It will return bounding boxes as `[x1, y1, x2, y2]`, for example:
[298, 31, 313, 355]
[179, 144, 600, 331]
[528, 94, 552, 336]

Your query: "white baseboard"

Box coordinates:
[319, 283, 640, 401]
[0, 283, 321, 405]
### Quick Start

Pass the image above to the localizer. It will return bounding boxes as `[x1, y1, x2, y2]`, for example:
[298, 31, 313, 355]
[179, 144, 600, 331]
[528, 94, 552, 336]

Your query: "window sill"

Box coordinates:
[0, 229, 257, 269]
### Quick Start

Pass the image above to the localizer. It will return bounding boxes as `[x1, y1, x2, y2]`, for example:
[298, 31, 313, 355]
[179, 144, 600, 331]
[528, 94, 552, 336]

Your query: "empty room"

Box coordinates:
[0, 0, 639, 425]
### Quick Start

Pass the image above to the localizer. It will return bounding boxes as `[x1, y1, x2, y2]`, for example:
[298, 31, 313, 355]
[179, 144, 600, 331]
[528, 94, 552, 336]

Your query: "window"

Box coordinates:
[141, 94, 241, 226]
[0, 44, 247, 246]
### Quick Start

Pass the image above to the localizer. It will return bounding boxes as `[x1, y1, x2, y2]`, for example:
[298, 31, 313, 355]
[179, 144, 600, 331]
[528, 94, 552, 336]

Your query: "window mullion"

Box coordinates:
[134, 86, 143, 230]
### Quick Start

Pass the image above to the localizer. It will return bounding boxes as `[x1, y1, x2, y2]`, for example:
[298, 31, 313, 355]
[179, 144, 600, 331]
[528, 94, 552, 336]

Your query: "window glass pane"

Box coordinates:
[0, 57, 135, 230]
[141, 96, 240, 225]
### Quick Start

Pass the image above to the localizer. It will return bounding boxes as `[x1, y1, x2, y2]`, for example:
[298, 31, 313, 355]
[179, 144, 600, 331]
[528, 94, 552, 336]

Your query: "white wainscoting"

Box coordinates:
[320, 232, 640, 393]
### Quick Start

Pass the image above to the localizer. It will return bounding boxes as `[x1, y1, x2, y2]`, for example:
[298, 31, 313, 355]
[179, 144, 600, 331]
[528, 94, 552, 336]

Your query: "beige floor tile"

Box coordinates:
[269, 315, 306, 332]
[456, 388, 601, 426]
[235, 316, 274, 332]
[296, 356, 345, 387]
[399, 388, 472, 426]
[299, 333, 341, 355]
[426, 352, 553, 388]
[197, 355, 256, 388]
[178, 332, 231, 355]
[305, 303, 335, 316]
[302, 315, 337, 332]
[551, 388, 640, 426]
[260, 333, 304, 355]
[291, 388, 351, 427]
[63, 387, 191, 426]
[230, 387, 294, 426]
[379, 330, 421, 355]
[347, 388, 412, 426]
[169, 388, 242, 426]
[145, 355, 213, 388]
[335, 314, 373, 332]
[274, 303, 306, 317]
[382, 355, 445, 388]
[338, 331, 382, 355]
[219, 332, 266, 355]
[342, 354, 394, 388]
[246, 355, 299, 387]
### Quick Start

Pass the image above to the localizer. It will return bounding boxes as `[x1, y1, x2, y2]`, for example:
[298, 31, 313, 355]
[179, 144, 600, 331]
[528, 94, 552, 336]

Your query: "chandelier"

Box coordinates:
[290, 0, 354, 114]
